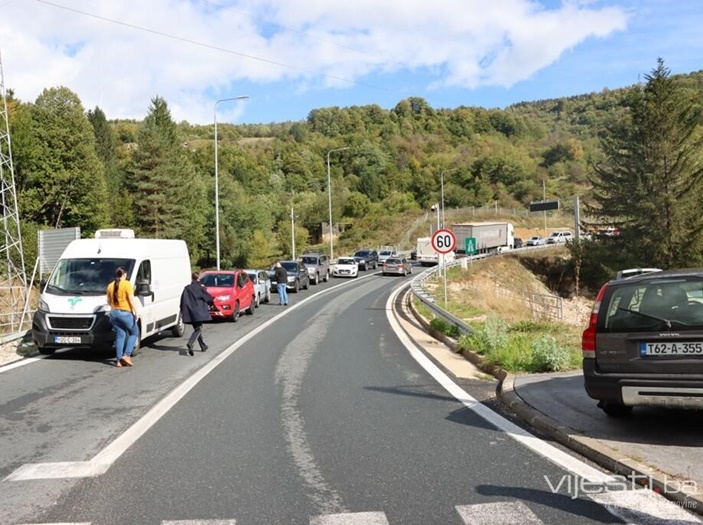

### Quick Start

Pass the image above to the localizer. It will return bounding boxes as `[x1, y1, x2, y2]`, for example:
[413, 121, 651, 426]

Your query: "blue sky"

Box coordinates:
[1, 0, 701, 125]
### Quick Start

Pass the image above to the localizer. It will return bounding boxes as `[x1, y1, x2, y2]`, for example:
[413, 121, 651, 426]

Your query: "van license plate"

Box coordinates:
[55, 336, 82, 344]
[640, 342, 703, 356]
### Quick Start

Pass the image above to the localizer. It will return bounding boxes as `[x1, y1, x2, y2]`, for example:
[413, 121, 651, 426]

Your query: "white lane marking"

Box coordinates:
[456, 501, 543, 524]
[0, 355, 46, 373]
[589, 490, 701, 525]
[386, 285, 703, 523]
[386, 285, 610, 482]
[310, 512, 390, 525]
[17, 523, 91, 525]
[275, 300, 347, 515]
[4, 273, 380, 481]
[161, 520, 237, 525]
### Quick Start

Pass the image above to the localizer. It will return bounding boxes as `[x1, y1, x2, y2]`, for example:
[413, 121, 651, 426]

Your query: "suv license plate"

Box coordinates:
[640, 342, 703, 356]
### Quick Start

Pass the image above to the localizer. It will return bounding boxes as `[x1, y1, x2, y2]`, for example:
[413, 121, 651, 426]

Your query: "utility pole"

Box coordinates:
[0, 47, 28, 332]
[290, 207, 296, 260]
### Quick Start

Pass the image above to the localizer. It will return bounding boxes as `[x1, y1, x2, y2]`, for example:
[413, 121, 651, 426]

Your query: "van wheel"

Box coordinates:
[598, 401, 633, 417]
[38, 346, 55, 355]
[247, 296, 255, 315]
[171, 313, 185, 337]
[131, 324, 142, 357]
[231, 301, 240, 322]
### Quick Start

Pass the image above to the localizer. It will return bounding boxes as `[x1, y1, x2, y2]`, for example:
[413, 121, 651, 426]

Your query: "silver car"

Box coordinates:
[245, 269, 271, 307]
[382, 257, 412, 276]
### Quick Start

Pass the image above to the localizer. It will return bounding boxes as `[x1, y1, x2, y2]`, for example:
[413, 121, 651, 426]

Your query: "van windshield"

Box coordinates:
[46, 258, 136, 295]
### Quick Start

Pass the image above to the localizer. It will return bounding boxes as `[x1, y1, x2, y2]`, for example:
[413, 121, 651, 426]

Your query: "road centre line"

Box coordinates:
[4, 272, 379, 482]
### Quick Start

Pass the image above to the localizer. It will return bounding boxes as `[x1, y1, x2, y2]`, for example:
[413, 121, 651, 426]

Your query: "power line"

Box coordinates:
[36, 0, 379, 89]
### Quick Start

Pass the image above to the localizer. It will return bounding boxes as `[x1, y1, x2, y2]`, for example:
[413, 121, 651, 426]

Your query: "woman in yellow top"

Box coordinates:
[106, 267, 140, 367]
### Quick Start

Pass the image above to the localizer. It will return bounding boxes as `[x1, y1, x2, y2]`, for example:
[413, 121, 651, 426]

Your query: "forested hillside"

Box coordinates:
[7, 63, 703, 271]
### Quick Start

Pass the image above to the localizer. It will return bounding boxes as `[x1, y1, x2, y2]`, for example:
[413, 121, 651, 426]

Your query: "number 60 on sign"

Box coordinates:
[431, 229, 456, 254]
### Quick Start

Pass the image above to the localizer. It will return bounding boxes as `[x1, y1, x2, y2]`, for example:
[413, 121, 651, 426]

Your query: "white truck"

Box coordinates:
[416, 237, 456, 266]
[451, 222, 515, 254]
[32, 228, 191, 355]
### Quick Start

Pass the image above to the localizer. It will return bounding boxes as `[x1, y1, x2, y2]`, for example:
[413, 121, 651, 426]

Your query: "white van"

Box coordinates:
[32, 229, 191, 355]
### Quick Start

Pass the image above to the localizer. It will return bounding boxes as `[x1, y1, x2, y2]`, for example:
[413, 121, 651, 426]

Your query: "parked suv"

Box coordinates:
[269, 261, 310, 293]
[199, 270, 256, 322]
[300, 253, 330, 285]
[582, 268, 703, 416]
[546, 231, 573, 244]
[353, 249, 379, 270]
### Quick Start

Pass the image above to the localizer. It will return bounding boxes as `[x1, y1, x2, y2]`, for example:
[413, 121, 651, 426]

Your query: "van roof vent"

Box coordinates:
[94, 229, 136, 239]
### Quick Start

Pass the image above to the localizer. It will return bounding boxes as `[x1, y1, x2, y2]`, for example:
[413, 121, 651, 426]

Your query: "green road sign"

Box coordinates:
[465, 237, 477, 255]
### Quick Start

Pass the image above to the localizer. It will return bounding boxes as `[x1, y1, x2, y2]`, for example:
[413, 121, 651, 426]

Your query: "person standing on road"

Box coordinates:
[274, 261, 289, 306]
[180, 271, 214, 356]
[106, 266, 140, 367]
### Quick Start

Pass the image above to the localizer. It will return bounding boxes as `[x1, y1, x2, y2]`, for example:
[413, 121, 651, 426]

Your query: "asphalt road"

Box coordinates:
[0, 268, 699, 524]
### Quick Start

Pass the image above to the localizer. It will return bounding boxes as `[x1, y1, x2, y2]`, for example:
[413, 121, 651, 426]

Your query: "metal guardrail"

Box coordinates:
[409, 244, 557, 336]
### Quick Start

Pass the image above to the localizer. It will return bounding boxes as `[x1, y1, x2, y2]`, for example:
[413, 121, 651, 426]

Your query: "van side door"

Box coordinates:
[135, 260, 155, 336]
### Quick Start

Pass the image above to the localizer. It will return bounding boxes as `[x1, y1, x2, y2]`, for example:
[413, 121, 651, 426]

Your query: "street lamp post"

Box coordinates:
[326, 147, 350, 260]
[214, 95, 249, 270]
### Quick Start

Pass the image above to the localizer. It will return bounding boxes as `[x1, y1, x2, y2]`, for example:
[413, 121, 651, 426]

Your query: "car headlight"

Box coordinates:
[39, 299, 50, 312]
[216, 295, 231, 301]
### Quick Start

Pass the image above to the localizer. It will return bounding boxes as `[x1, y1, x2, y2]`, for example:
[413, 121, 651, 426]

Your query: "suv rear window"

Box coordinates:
[301, 256, 319, 265]
[602, 277, 703, 332]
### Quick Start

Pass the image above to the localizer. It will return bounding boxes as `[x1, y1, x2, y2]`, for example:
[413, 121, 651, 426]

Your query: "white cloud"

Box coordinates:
[0, 0, 628, 123]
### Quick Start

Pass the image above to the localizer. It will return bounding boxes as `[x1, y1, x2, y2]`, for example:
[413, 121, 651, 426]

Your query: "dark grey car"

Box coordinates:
[353, 249, 378, 270]
[269, 261, 310, 293]
[583, 268, 703, 416]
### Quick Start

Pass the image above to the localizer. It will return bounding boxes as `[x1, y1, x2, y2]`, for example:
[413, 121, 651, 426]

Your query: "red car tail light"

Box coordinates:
[582, 283, 607, 358]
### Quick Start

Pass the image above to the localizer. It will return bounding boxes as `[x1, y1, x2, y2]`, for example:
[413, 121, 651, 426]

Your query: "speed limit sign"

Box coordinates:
[431, 229, 456, 254]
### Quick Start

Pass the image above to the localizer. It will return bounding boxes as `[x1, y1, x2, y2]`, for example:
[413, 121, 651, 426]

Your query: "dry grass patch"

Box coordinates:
[422, 255, 590, 373]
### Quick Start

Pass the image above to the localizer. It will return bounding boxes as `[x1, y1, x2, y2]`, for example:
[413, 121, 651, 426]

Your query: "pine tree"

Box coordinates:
[127, 97, 207, 258]
[587, 58, 703, 268]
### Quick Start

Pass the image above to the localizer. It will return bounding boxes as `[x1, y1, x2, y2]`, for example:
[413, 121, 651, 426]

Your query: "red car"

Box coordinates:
[199, 270, 256, 322]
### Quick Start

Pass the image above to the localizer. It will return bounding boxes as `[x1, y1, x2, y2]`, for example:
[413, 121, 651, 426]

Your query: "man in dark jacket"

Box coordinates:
[274, 261, 289, 306]
[180, 271, 214, 356]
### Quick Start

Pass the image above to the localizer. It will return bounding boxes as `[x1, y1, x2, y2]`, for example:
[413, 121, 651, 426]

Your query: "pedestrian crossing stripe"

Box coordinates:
[17, 491, 703, 525]
[456, 501, 543, 524]
[310, 512, 390, 524]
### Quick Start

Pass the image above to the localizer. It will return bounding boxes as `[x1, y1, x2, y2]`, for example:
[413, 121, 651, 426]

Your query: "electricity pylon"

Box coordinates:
[0, 47, 29, 333]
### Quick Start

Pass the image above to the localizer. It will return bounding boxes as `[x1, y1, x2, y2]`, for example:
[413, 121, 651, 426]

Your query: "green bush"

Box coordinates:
[430, 317, 460, 338]
[457, 317, 582, 373]
[529, 336, 573, 372]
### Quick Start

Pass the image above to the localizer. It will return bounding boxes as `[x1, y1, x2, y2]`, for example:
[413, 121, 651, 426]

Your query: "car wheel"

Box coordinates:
[171, 312, 185, 337]
[313, 273, 319, 285]
[324, 271, 329, 282]
[247, 296, 255, 315]
[255, 293, 260, 308]
[303, 278, 309, 290]
[598, 401, 633, 417]
[231, 301, 240, 322]
[293, 280, 299, 293]
[265, 289, 271, 303]
[38, 346, 55, 355]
